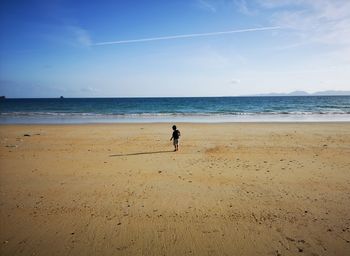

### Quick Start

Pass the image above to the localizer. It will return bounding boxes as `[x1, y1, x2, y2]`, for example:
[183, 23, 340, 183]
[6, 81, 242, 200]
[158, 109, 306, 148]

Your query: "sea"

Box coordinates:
[0, 96, 349, 124]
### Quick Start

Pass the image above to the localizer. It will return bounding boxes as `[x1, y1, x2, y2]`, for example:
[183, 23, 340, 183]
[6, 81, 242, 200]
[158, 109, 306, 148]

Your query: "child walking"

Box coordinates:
[170, 125, 181, 151]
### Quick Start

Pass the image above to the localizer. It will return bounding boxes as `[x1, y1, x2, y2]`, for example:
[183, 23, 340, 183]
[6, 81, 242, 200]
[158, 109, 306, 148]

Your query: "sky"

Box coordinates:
[0, 0, 349, 98]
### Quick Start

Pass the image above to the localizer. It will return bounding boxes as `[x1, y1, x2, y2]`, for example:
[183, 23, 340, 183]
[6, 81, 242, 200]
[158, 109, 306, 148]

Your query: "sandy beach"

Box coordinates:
[0, 123, 349, 255]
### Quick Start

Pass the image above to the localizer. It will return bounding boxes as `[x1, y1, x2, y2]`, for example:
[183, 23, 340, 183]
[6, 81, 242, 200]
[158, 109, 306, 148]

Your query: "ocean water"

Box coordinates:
[0, 96, 349, 124]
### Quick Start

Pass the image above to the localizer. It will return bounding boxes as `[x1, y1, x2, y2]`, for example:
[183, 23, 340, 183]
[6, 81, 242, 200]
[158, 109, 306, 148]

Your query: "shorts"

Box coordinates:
[173, 139, 179, 146]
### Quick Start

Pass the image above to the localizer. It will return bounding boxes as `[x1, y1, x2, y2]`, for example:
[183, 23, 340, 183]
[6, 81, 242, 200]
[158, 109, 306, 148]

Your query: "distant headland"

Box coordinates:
[250, 90, 350, 97]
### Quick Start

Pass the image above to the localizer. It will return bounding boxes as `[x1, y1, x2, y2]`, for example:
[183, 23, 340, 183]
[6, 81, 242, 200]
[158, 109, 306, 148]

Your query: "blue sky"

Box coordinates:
[0, 0, 349, 97]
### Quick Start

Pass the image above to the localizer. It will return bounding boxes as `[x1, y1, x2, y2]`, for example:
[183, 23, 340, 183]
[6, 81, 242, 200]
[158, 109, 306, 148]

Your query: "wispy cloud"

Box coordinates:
[94, 26, 281, 46]
[43, 25, 92, 48]
[230, 79, 241, 84]
[258, 0, 350, 50]
[29, 0, 93, 48]
[80, 87, 99, 93]
[68, 26, 92, 47]
[234, 0, 255, 15]
[196, 0, 216, 12]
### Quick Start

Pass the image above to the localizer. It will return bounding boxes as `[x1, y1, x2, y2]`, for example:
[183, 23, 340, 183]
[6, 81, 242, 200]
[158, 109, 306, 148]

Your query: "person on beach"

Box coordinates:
[170, 125, 181, 151]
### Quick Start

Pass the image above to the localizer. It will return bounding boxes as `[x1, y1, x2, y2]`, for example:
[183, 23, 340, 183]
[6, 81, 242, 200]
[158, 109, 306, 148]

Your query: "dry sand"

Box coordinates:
[0, 123, 349, 255]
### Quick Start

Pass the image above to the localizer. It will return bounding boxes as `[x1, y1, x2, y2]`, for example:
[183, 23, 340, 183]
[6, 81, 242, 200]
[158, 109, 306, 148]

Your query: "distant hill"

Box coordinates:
[252, 90, 350, 96]
[312, 90, 350, 96]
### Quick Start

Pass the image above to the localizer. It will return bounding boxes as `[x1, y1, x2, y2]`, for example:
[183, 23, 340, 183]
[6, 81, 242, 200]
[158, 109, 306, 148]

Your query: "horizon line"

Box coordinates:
[2, 94, 350, 100]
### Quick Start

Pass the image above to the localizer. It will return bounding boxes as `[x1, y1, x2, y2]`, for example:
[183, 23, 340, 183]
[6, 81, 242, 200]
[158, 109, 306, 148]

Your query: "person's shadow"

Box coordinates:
[109, 150, 174, 157]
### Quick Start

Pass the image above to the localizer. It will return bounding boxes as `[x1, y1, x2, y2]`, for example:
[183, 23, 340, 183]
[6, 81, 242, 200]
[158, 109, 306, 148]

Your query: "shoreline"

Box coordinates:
[1, 120, 350, 126]
[1, 117, 350, 125]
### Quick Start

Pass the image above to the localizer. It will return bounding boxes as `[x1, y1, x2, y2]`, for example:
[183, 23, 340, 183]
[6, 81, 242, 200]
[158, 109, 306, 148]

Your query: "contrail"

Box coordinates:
[94, 26, 281, 46]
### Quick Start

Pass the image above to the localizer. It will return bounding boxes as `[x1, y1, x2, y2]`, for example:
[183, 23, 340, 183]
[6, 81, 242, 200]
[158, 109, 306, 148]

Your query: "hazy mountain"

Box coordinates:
[252, 90, 350, 96]
[312, 90, 350, 96]
[288, 91, 310, 96]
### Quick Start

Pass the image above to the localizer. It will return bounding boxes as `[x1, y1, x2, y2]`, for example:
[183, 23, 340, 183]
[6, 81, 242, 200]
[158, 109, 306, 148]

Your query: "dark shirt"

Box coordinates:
[172, 130, 180, 139]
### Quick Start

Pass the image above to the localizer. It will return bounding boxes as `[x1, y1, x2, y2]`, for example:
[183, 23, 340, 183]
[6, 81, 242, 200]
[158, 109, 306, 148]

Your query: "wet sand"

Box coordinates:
[0, 123, 349, 255]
